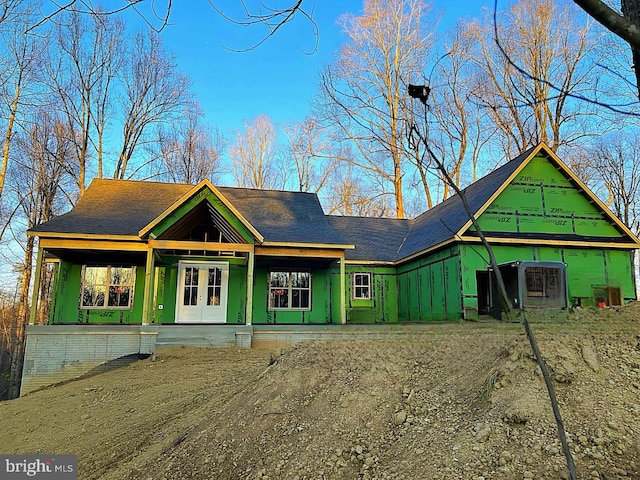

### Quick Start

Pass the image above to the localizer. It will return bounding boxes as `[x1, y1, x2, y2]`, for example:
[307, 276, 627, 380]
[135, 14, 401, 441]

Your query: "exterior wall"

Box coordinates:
[49, 261, 145, 324]
[251, 266, 333, 324]
[461, 154, 637, 317]
[331, 265, 398, 324]
[460, 244, 636, 317]
[396, 246, 462, 322]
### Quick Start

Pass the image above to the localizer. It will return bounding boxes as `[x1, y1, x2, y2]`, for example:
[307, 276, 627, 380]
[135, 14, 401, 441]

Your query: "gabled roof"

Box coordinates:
[138, 180, 263, 242]
[30, 178, 351, 247]
[29, 143, 640, 262]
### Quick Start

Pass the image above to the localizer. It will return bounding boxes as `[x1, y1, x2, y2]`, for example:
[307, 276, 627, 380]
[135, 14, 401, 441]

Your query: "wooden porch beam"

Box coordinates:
[255, 246, 345, 258]
[148, 240, 254, 252]
[340, 256, 346, 325]
[246, 250, 255, 326]
[39, 238, 147, 251]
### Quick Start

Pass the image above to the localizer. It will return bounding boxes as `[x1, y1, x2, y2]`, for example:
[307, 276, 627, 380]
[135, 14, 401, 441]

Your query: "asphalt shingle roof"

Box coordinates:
[216, 186, 350, 245]
[29, 179, 192, 236]
[326, 216, 411, 262]
[30, 146, 536, 262]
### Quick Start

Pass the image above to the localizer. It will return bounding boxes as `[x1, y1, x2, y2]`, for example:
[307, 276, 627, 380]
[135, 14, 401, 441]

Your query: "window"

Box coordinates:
[81, 266, 135, 309]
[352, 273, 371, 300]
[524, 266, 564, 307]
[269, 271, 311, 310]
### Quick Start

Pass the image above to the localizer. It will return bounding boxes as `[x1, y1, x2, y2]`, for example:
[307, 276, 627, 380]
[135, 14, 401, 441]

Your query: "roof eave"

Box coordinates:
[260, 241, 355, 250]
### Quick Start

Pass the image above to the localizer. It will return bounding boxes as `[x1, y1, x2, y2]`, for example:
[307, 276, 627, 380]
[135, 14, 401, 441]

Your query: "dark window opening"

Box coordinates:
[523, 266, 564, 307]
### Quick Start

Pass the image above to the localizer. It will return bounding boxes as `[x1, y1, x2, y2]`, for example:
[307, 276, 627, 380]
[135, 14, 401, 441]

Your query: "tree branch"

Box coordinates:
[573, 0, 640, 49]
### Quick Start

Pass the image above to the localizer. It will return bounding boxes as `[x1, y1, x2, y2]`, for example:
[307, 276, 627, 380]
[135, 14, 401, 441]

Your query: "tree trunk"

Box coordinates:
[0, 83, 21, 201]
[8, 236, 34, 399]
[621, 0, 640, 98]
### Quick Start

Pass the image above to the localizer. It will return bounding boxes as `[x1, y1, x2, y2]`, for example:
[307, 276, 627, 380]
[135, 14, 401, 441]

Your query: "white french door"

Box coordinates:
[175, 261, 229, 323]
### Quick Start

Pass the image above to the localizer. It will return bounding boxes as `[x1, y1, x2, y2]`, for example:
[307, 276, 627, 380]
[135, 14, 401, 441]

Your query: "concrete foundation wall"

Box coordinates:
[21, 325, 158, 395]
[20, 325, 254, 395]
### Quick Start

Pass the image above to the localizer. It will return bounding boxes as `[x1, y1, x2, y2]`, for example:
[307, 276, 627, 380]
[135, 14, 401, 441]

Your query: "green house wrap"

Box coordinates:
[28, 144, 640, 326]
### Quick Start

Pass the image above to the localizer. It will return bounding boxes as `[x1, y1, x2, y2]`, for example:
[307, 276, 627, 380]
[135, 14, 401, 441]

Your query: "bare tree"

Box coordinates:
[0, 0, 21, 26]
[282, 116, 335, 193]
[0, 3, 44, 202]
[46, 9, 124, 194]
[572, 0, 640, 97]
[590, 131, 640, 234]
[467, 0, 596, 156]
[114, 30, 190, 180]
[319, 0, 436, 218]
[5, 111, 70, 399]
[34, 0, 314, 40]
[153, 103, 225, 184]
[229, 114, 285, 189]
[410, 23, 496, 206]
[324, 157, 391, 217]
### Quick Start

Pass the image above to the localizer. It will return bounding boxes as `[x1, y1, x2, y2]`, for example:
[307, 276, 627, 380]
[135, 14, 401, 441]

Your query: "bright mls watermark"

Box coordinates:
[0, 455, 77, 479]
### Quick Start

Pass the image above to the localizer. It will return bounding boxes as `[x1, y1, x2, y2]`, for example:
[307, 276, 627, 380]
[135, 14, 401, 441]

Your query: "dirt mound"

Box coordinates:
[1, 309, 639, 480]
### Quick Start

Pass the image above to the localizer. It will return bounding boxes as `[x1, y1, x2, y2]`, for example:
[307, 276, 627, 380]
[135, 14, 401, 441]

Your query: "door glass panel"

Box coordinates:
[207, 267, 222, 306]
[183, 267, 199, 306]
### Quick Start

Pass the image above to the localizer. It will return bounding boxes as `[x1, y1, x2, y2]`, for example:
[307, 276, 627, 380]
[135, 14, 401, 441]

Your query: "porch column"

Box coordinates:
[340, 256, 346, 325]
[141, 247, 155, 326]
[245, 249, 254, 325]
[28, 246, 45, 326]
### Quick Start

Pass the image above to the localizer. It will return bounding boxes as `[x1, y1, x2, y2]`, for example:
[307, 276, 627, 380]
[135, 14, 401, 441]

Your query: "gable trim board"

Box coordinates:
[27, 143, 639, 329]
[139, 179, 264, 243]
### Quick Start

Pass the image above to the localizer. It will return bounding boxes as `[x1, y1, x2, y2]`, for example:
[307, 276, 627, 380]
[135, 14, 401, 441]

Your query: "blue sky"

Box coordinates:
[153, 1, 493, 135]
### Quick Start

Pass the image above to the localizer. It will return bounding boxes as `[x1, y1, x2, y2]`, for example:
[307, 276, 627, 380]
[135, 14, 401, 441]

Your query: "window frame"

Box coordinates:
[80, 265, 136, 310]
[268, 270, 311, 311]
[352, 272, 372, 300]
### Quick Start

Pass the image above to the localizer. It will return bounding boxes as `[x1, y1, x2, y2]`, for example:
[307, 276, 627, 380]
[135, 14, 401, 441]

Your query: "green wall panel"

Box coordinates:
[418, 264, 432, 319]
[429, 262, 446, 321]
[573, 219, 619, 237]
[51, 264, 145, 324]
[397, 273, 409, 322]
[564, 250, 605, 301]
[407, 269, 420, 321]
[445, 256, 462, 320]
[476, 214, 519, 233]
[486, 184, 543, 214]
[471, 155, 626, 239]
[396, 247, 461, 322]
[515, 156, 573, 186]
[605, 250, 635, 299]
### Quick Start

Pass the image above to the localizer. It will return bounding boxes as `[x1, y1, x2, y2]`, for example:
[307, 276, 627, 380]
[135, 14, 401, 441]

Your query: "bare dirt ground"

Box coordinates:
[1, 305, 639, 480]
